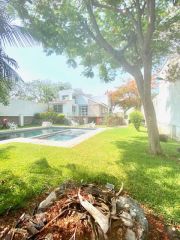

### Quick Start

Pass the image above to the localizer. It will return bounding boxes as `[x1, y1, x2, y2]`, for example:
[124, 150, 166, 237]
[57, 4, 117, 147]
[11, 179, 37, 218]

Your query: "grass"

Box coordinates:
[0, 127, 180, 223]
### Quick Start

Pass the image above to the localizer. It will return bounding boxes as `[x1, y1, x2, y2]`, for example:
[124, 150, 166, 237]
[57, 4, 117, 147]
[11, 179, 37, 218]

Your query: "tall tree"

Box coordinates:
[11, 80, 72, 103]
[12, 0, 179, 154]
[0, 0, 34, 104]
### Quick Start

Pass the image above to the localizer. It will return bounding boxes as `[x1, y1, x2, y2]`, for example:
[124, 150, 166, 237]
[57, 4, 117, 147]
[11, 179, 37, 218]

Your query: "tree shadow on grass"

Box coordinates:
[0, 159, 118, 215]
[0, 146, 15, 160]
[0, 158, 63, 214]
[27, 158, 63, 192]
[0, 170, 33, 214]
[58, 163, 118, 185]
[29, 158, 62, 175]
[113, 136, 180, 222]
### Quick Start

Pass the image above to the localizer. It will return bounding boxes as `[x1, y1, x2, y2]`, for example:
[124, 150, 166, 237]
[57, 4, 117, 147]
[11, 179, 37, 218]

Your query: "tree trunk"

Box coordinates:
[143, 53, 162, 155]
[142, 96, 162, 154]
[133, 61, 162, 155]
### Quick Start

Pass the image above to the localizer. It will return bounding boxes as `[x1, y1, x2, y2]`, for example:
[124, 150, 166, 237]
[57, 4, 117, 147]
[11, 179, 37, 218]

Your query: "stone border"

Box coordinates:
[0, 127, 106, 148]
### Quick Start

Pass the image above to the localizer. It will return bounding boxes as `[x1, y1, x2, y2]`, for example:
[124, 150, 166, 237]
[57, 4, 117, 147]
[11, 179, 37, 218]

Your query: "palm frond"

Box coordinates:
[0, 48, 22, 82]
[0, 13, 35, 47]
[0, 0, 36, 47]
[0, 0, 35, 104]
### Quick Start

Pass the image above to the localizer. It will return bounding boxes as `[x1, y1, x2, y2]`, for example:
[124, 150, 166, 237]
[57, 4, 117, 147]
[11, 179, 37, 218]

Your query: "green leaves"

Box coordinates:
[82, 67, 94, 78]
[129, 110, 144, 131]
[10, 0, 179, 85]
[11, 80, 72, 103]
[99, 64, 116, 82]
[0, 0, 35, 104]
[66, 59, 77, 68]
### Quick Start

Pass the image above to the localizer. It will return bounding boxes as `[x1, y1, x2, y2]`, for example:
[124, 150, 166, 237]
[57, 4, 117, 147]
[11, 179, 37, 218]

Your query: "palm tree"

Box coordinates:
[0, 0, 34, 104]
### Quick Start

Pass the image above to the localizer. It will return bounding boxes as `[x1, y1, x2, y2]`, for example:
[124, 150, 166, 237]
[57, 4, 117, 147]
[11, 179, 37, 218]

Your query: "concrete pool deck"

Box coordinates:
[0, 127, 106, 148]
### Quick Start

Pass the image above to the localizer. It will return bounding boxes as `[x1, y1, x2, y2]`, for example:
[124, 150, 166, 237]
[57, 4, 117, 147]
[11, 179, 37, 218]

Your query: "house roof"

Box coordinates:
[52, 89, 109, 107]
[73, 89, 108, 107]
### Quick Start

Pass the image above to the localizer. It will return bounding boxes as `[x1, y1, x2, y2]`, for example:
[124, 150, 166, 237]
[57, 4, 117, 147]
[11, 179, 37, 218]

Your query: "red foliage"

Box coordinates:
[110, 80, 141, 112]
[109, 76, 159, 112]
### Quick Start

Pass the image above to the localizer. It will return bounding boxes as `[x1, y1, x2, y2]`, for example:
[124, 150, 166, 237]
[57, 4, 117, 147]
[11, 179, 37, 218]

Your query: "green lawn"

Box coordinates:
[0, 127, 180, 223]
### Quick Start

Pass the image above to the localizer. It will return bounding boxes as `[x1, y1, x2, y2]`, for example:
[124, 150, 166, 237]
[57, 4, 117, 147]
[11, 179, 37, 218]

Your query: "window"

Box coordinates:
[62, 95, 69, 100]
[79, 106, 88, 116]
[72, 106, 76, 113]
[101, 106, 107, 115]
[54, 104, 63, 113]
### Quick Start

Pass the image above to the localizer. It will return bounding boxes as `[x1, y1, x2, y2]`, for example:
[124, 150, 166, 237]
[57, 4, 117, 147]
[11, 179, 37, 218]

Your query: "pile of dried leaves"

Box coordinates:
[0, 182, 178, 240]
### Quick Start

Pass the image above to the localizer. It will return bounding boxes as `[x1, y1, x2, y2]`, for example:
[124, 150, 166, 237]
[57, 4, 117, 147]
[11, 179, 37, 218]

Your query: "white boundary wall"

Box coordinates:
[153, 80, 180, 140]
[0, 99, 48, 116]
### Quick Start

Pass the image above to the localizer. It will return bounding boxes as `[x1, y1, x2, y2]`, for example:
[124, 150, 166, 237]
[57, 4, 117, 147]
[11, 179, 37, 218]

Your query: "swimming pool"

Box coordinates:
[0, 127, 65, 140]
[0, 127, 90, 142]
[0, 127, 105, 147]
[36, 129, 90, 141]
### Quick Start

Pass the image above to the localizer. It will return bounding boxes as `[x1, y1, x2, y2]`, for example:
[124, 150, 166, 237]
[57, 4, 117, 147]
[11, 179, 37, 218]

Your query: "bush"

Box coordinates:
[55, 114, 65, 124]
[34, 111, 65, 124]
[40, 111, 58, 123]
[129, 110, 143, 131]
[34, 113, 41, 119]
[33, 113, 41, 124]
[159, 134, 168, 142]
[104, 114, 124, 126]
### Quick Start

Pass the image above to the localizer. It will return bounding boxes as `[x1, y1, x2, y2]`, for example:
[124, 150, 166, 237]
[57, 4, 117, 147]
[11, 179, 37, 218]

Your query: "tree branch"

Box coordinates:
[91, 0, 126, 15]
[85, 0, 139, 76]
[86, 1, 117, 55]
[134, 0, 144, 47]
[144, 0, 155, 50]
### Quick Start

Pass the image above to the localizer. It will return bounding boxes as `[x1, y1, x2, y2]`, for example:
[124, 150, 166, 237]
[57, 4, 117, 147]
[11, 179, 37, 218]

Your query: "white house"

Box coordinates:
[153, 55, 180, 140]
[51, 89, 109, 124]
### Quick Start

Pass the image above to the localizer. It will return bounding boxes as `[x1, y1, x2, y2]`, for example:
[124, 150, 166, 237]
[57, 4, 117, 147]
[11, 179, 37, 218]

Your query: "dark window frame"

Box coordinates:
[54, 104, 63, 113]
[79, 105, 88, 116]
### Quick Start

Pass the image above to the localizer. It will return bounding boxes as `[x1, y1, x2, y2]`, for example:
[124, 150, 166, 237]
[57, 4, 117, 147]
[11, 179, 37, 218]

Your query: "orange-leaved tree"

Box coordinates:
[110, 76, 159, 114]
[110, 80, 141, 114]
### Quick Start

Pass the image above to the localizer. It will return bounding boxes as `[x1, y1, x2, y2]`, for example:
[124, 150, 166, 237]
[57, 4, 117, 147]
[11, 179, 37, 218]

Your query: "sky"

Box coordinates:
[5, 45, 129, 100]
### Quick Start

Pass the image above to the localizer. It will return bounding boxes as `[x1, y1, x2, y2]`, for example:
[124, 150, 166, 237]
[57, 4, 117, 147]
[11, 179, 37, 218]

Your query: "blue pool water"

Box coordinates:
[0, 128, 64, 140]
[37, 129, 89, 141]
[0, 128, 90, 142]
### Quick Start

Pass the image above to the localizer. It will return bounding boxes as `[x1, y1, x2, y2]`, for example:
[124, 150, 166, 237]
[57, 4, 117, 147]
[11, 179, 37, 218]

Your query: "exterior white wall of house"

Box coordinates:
[153, 80, 180, 140]
[59, 89, 74, 101]
[0, 99, 47, 116]
[60, 101, 79, 117]
[0, 99, 48, 126]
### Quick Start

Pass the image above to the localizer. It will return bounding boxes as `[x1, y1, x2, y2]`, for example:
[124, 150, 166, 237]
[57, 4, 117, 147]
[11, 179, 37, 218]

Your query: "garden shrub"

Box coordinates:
[34, 113, 41, 119]
[33, 113, 41, 124]
[40, 111, 58, 123]
[34, 111, 65, 124]
[104, 114, 124, 126]
[129, 110, 143, 131]
[159, 134, 168, 142]
[55, 114, 65, 124]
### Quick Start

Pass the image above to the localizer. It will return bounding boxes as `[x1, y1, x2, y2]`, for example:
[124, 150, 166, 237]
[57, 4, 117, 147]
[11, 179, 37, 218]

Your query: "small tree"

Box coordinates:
[111, 80, 141, 114]
[129, 110, 144, 131]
